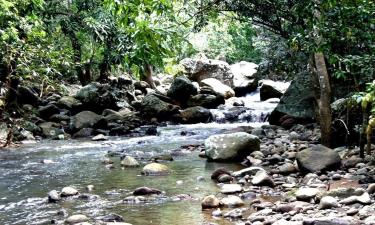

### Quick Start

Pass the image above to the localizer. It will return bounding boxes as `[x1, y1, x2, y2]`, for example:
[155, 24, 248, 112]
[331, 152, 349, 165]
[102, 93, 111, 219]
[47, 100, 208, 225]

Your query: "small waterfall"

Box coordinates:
[210, 88, 280, 123]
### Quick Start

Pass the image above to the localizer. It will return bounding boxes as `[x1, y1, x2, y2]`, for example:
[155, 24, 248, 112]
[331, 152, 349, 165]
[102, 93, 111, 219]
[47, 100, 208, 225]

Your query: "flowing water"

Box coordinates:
[0, 90, 279, 225]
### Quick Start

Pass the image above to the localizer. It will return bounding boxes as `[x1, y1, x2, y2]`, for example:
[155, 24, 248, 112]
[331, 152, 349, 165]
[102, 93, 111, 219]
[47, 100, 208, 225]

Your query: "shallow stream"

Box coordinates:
[0, 90, 279, 225]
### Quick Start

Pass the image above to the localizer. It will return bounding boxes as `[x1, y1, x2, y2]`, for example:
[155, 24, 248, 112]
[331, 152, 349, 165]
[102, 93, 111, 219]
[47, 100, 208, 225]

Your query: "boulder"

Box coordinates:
[38, 104, 61, 120]
[75, 82, 130, 113]
[38, 122, 64, 138]
[296, 145, 341, 173]
[17, 86, 40, 105]
[205, 132, 260, 162]
[269, 71, 316, 125]
[121, 156, 140, 167]
[70, 111, 102, 131]
[186, 94, 224, 109]
[180, 106, 212, 123]
[57, 96, 82, 111]
[201, 78, 235, 99]
[142, 163, 170, 176]
[167, 76, 198, 104]
[259, 80, 289, 101]
[73, 128, 94, 138]
[231, 61, 258, 96]
[138, 94, 180, 121]
[180, 56, 233, 87]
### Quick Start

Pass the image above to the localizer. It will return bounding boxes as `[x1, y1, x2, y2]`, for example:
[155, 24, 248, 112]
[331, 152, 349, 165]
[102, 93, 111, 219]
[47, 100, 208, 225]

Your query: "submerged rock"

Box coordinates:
[205, 132, 260, 162]
[48, 190, 61, 203]
[133, 187, 162, 196]
[61, 186, 79, 197]
[121, 156, 140, 167]
[142, 163, 170, 175]
[65, 214, 89, 224]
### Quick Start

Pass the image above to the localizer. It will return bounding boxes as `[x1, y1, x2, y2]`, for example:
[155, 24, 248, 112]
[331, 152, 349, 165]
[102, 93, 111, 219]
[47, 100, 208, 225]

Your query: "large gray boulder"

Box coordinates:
[269, 71, 316, 125]
[180, 106, 212, 123]
[139, 94, 179, 120]
[201, 78, 235, 99]
[205, 132, 260, 162]
[260, 80, 290, 101]
[180, 56, 233, 87]
[70, 111, 102, 131]
[75, 82, 132, 113]
[231, 61, 258, 96]
[296, 145, 341, 173]
[167, 76, 197, 104]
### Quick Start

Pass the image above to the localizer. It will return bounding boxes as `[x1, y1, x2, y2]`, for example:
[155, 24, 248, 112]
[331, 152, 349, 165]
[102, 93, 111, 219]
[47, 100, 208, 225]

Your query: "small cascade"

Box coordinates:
[210, 88, 280, 123]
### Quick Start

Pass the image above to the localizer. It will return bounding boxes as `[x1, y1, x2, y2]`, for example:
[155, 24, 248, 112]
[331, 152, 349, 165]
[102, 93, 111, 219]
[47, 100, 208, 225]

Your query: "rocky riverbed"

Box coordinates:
[1, 122, 375, 225]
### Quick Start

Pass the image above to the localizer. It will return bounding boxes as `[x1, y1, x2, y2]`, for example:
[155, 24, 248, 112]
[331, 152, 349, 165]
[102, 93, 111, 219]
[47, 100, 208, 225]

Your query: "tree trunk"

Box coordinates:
[61, 23, 91, 86]
[71, 36, 90, 86]
[360, 106, 369, 158]
[143, 64, 156, 89]
[98, 38, 113, 82]
[314, 52, 332, 147]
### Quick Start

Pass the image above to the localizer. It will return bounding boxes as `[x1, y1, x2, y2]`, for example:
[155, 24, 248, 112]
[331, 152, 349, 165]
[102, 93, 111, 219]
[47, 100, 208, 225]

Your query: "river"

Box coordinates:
[0, 89, 278, 225]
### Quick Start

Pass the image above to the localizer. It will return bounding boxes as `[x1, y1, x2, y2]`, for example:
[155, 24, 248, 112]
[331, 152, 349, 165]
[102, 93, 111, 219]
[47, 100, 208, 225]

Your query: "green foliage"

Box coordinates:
[104, 0, 189, 79]
[190, 15, 261, 64]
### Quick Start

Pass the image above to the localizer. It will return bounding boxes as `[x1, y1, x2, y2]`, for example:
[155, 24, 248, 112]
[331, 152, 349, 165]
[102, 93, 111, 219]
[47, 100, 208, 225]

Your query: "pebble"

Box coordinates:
[319, 196, 338, 209]
[295, 188, 320, 201]
[201, 195, 220, 209]
[220, 195, 244, 207]
[220, 184, 243, 194]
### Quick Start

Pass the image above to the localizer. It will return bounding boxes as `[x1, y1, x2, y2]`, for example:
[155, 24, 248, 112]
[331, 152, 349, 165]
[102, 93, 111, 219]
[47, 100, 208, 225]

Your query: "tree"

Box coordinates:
[0, 0, 46, 110]
[104, 0, 188, 87]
